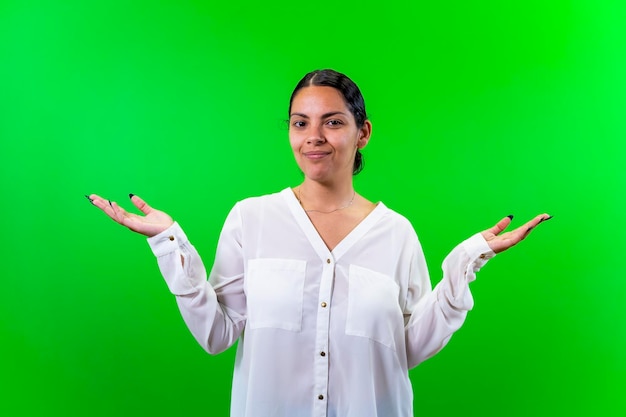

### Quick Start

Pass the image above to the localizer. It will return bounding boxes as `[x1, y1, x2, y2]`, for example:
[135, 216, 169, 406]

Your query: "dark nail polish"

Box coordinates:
[507, 215, 514, 220]
[85, 195, 94, 204]
[129, 193, 135, 199]
[108, 200, 113, 207]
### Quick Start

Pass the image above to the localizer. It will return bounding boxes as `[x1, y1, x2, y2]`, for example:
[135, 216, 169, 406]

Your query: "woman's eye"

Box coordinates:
[327, 119, 343, 126]
[292, 120, 306, 128]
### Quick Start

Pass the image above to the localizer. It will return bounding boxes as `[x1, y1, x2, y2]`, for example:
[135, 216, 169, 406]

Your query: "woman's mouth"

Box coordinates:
[303, 151, 330, 160]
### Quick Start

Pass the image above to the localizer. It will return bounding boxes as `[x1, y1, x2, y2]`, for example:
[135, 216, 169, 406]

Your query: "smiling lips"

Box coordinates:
[303, 151, 331, 159]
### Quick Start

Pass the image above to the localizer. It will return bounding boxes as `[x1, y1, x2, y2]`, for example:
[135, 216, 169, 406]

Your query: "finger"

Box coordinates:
[129, 194, 153, 216]
[109, 200, 131, 223]
[88, 194, 116, 216]
[88, 193, 106, 206]
[500, 213, 552, 247]
[111, 200, 148, 228]
[522, 213, 552, 236]
[485, 215, 514, 237]
[89, 194, 132, 225]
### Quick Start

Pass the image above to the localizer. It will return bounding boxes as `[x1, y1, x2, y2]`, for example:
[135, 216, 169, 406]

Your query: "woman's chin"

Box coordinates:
[301, 166, 334, 180]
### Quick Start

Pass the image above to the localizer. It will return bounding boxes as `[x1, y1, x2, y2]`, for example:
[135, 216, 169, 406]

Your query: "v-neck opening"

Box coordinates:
[281, 188, 388, 262]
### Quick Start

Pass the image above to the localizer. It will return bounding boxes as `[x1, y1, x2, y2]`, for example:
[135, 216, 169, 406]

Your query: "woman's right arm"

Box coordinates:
[147, 213, 246, 354]
[88, 194, 246, 354]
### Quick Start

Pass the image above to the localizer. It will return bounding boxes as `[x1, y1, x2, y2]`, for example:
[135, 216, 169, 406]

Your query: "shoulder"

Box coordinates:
[379, 202, 415, 229]
[229, 189, 293, 222]
[220, 190, 289, 231]
[236, 188, 288, 209]
[376, 202, 421, 244]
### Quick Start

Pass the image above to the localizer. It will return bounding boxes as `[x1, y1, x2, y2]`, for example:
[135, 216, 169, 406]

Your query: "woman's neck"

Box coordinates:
[295, 180, 356, 213]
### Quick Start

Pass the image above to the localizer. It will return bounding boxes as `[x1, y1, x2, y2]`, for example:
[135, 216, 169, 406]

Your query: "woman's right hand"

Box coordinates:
[87, 194, 174, 237]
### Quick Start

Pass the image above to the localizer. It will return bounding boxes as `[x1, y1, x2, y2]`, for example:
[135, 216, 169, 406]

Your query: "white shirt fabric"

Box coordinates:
[147, 188, 495, 417]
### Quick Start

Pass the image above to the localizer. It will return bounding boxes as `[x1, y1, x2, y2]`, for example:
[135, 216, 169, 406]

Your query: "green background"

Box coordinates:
[1, 0, 624, 415]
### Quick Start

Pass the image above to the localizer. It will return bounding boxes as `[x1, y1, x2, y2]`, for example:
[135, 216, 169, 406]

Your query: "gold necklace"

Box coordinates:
[297, 188, 356, 214]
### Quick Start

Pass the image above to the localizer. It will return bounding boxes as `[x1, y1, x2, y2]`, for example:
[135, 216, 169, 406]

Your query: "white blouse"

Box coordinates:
[147, 188, 495, 417]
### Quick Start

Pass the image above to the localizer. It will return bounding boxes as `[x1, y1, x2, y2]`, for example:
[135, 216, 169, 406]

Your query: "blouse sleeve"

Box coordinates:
[147, 204, 247, 354]
[404, 233, 495, 369]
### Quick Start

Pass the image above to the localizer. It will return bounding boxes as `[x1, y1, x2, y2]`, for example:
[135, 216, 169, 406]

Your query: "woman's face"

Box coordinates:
[289, 86, 371, 183]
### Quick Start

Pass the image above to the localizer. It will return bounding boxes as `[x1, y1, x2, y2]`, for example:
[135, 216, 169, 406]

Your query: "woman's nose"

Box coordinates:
[306, 136, 326, 145]
[306, 125, 326, 144]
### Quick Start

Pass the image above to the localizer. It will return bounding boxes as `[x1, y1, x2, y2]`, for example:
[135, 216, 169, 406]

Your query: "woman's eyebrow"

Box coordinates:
[321, 111, 348, 118]
[289, 111, 347, 119]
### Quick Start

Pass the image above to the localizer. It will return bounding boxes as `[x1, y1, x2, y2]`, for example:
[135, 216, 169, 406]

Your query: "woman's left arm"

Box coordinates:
[404, 214, 551, 368]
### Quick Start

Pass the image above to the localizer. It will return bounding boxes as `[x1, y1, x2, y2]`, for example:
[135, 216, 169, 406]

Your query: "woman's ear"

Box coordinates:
[357, 120, 373, 149]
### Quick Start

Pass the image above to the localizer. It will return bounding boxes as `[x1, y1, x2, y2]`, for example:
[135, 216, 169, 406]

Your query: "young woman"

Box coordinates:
[88, 69, 550, 417]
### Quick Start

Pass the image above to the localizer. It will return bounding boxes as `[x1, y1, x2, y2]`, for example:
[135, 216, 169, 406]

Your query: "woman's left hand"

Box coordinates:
[482, 214, 552, 254]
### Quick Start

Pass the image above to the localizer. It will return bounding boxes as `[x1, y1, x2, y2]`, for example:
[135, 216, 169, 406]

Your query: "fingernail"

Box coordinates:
[129, 193, 134, 199]
[543, 215, 553, 221]
[507, 215, 514, 220]
[85, 195, 94, 204]
[108, 200, 113, 207]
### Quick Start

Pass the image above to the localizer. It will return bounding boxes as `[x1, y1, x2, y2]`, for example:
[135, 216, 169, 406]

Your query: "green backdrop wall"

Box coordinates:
[1, 0, 624, 416]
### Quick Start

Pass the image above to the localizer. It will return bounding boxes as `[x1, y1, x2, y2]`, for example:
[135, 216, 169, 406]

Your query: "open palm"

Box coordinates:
[482, 214, 551, 254]
[87, 194, 174, 237]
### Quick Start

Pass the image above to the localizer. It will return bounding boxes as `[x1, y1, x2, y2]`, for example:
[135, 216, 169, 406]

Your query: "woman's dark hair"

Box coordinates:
[288, 69, 368, 175]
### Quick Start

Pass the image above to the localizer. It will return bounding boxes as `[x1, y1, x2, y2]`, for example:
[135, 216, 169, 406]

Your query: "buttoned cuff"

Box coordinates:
[461, 233, 496, 273]
[147, 222, 189, 257]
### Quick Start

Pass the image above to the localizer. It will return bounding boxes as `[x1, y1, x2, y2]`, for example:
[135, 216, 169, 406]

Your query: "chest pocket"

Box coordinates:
[246, 258, 306, 332]
[345, 264, 403, 349]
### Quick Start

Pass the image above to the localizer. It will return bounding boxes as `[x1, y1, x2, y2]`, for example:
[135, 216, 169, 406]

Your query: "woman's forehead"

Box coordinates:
[290, 86, 348, 113]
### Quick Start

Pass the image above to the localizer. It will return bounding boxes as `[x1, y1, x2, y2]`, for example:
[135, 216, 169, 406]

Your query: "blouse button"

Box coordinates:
[321, 302, 327, 308]
[168, 236, 175, 241]
[318, 395, 324, 400]
[320, 351, 326, 357]
[326, 258, 331, 264]
[479, 254, 486, 259]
